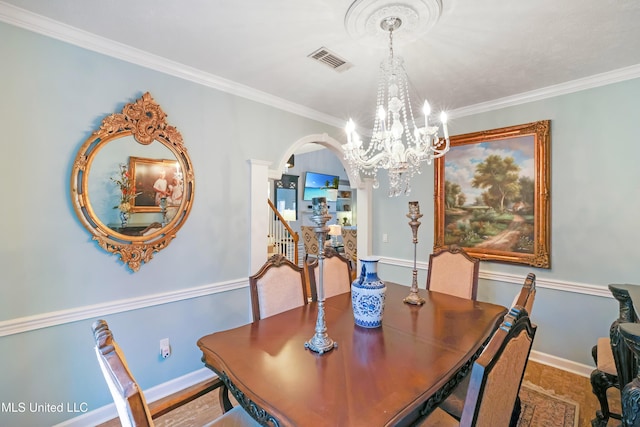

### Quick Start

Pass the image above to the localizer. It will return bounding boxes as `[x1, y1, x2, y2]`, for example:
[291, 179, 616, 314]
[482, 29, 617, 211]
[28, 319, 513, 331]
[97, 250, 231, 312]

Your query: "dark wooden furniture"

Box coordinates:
[439, 273, 537, 423]
[619, 322, 640, 427]
[249, 254, 308, 321]
[92, 319, 260, 427]
[426, 246, 480, 300]
[198, 283, 507, 427]
[306, 247, 352, 302]
[420, 303, 537, 427]
[591, 284, 640, 427]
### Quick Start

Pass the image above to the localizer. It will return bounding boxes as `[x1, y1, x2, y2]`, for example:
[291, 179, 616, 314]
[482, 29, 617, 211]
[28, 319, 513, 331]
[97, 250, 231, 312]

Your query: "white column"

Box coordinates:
[249, 159, 271, 275]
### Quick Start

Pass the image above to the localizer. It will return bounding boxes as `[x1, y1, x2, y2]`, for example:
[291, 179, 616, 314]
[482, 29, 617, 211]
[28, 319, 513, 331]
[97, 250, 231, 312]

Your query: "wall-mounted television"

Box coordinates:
[303, 171, 339, 201]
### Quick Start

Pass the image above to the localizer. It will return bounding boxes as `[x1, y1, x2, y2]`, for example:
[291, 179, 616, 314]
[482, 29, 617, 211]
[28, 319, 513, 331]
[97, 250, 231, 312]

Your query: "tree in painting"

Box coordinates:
[471, 155, 520, 212]
[444, 153, 535, 253]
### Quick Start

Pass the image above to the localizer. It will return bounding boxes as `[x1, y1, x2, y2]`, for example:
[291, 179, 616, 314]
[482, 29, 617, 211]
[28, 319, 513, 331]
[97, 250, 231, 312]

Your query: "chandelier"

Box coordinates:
[343, 16, 450, 197]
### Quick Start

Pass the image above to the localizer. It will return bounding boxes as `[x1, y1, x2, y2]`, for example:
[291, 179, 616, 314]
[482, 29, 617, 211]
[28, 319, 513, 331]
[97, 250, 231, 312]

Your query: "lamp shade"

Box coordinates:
[328, 224, 342, 236]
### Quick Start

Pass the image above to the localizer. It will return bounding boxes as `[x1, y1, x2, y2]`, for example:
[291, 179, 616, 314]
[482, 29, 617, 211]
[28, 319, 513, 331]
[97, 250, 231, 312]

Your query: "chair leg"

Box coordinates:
[509, 396, 521, 427]
[591, 368, 621, 427]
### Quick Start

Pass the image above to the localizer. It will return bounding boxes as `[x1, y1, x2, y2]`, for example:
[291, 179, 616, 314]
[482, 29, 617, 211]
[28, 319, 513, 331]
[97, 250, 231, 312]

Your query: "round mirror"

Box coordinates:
[71, 93, 195, 271]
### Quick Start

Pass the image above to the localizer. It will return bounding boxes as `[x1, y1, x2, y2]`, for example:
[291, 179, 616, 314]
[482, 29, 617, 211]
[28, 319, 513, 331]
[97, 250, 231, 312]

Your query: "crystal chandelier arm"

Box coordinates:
[342, 16, 451, 196]
[346, 146, 393, 171]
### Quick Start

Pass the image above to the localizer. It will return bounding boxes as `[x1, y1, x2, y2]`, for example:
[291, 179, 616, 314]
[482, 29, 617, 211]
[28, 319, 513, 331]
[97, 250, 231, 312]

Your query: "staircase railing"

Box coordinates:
[267, 199, 299, 265]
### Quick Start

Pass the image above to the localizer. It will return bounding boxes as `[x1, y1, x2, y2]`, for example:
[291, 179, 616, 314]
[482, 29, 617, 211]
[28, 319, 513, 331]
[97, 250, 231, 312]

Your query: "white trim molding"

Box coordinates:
[1, 2, 639, 128]
[529, 350, 593, 378]
[377, 256, 613, 299]
[1, 256, 614, 338]
[53, 368, 217, 427]
[0, 279, 248, 337]
[0, 1, 344, 129]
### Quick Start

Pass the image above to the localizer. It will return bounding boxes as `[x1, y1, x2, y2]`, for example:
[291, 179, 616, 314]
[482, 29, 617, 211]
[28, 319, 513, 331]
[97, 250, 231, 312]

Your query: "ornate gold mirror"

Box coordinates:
[71, 92, 195, 271]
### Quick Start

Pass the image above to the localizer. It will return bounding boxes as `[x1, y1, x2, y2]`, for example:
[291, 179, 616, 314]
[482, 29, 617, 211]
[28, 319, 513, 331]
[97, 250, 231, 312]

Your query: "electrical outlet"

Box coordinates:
[383, 233, 388, 243]
[160, 338, 171, 359]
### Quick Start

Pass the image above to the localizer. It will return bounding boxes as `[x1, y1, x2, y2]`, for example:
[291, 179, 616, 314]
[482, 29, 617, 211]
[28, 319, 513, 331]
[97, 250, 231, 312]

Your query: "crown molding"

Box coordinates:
[450, 64, 640, 119]
[2, 2, 639, 128]
[0, 2, 344, 129]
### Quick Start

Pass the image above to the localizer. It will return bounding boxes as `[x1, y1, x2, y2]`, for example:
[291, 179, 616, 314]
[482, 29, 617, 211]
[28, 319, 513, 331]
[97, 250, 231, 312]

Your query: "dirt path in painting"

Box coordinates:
[475, 214, 525, 251]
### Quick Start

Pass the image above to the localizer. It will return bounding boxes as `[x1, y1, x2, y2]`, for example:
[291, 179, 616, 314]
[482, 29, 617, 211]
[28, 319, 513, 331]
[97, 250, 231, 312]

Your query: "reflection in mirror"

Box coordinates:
[88, 136, 179, 231]
[71, 92, 195, 272]
[274, 175, 298, 221]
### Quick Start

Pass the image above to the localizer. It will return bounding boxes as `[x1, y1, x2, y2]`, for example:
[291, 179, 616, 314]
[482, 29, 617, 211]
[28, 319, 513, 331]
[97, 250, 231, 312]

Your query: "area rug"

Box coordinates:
[518, 381, 580, 427]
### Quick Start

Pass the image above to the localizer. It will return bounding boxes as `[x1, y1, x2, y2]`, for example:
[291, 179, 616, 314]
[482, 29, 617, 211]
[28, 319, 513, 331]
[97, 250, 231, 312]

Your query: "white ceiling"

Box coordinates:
[2, 0, 640, 131]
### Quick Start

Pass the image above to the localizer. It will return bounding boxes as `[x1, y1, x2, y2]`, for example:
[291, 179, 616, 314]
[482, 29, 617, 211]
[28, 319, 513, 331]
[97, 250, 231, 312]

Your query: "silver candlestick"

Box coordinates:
[404, 201, 425, 305]
[305, 197, 338, 354]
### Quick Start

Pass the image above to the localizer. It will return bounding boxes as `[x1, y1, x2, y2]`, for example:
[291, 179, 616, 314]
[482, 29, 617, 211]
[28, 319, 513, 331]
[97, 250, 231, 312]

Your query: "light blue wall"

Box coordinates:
[374, 77, 640, 365]
[0, 22, 341, 425]
[3, 15, 640, 425]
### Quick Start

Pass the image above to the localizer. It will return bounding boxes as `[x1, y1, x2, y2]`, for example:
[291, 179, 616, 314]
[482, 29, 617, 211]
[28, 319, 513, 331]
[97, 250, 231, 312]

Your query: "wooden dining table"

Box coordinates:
[198, 282, 507, 427]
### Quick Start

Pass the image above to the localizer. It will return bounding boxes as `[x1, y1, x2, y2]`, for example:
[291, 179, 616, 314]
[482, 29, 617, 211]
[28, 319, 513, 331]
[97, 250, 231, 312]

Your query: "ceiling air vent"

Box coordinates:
[308, 47, 352, 72]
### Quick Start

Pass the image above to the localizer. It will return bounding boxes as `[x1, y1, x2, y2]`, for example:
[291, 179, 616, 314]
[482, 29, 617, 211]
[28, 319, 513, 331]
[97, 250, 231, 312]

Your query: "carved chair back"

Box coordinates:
[510, 273, 537, 316]
[249, 254, 308, 321]
[306, 247, 352, 302]
[439, 272, 538, 421]
[92, 320, 260, 427]
[426, 246, 479, 300]
[459, 309, 537, 427]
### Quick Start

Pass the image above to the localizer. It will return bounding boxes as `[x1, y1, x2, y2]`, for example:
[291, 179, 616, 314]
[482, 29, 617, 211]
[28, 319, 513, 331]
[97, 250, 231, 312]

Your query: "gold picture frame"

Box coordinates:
[434, 120, 551, 268]
[129, 156, 181, 213]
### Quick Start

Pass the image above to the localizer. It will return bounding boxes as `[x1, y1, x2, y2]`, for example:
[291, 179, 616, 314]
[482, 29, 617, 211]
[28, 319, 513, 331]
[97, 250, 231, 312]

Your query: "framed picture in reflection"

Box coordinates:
[129, 156, 181, 213]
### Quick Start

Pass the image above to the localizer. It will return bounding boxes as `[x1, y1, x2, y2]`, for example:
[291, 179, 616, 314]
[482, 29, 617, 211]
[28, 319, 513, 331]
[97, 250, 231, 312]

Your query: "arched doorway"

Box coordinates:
[249, 133, 371, 274]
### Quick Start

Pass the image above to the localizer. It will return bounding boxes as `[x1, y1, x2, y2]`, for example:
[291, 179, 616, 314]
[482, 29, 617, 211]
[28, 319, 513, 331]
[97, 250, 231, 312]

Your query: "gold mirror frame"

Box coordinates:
[71, 93, 195, 272]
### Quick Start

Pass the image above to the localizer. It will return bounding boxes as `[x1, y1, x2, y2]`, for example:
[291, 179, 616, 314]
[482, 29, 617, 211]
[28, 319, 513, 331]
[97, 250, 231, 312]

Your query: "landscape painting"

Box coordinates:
[433, 121, 551, 268]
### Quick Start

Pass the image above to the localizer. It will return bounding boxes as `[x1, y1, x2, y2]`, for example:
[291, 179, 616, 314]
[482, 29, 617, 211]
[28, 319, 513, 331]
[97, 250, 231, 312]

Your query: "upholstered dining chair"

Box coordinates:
[341, 228, 357, 262]
[300, 226, 319, 261]
[511, 272, 537, 316]
[439, 273, 537, 422]
[341, 228, 357, 278]
[419, 303, 537, 427]
[426, 246, 479, 300]
[249, 253, 308, 321]
[92, 319, 260, 427]
[306, 247, 352, 302]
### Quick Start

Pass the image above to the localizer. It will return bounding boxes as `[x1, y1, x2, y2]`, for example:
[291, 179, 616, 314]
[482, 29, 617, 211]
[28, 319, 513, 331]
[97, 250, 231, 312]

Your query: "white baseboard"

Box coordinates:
[53, 368, 216, 427]
[529, 350, 594, 378]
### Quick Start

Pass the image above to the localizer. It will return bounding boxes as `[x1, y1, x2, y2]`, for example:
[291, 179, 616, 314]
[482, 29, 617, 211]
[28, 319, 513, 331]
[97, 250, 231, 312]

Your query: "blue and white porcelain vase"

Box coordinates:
[351, 258, 387, 328]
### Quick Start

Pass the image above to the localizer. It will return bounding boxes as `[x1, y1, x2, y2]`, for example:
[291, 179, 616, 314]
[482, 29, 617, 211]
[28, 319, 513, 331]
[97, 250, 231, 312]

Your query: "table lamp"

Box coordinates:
[328, 224, 342, 247]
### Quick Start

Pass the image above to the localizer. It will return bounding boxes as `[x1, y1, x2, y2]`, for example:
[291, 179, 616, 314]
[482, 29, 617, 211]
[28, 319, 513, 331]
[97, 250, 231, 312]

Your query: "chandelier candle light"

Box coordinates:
[404, 201, 425, 305]
[344, 16, 450, 197]
[305, 197, 338, 354]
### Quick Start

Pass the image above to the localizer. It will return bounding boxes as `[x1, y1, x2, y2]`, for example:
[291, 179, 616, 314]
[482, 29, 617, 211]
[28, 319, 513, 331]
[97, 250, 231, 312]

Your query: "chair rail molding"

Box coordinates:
[377, 256, 613, 298]
[0, 279, 248, 337]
